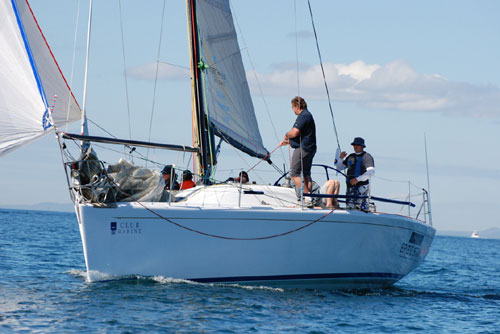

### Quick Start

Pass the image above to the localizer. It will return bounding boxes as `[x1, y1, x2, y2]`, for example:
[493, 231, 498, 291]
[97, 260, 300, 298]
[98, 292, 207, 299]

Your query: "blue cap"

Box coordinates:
[351, 137, 366, 147]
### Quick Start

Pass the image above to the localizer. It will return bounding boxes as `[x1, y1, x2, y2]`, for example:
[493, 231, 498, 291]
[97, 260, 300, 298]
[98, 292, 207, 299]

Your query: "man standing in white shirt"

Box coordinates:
[335, 137, 375, 211]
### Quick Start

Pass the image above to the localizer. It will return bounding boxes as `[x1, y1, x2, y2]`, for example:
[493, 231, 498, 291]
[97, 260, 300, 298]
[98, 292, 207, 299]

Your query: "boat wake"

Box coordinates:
[66, 269, 284, 292]
[207, 282, 285, 292]
[64, 269, 498, 300]
[154, 275, 284, 292]
[66, 269, 142, 283]
[66, 269, 88, 280]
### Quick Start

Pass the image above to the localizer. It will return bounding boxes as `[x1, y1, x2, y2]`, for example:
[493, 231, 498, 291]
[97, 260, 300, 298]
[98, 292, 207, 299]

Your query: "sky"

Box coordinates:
[1, 0, 499, 232]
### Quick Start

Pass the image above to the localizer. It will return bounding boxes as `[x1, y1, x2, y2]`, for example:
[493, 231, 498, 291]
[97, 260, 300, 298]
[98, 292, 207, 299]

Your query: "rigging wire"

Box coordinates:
[246, 144, 282, 173]
[85, 118, 153, 163]
[219, 133, 269, 185]
[158, 61, 190, 70]
[307, 0, 341, 152]
[146, 0, 167, 164]
[373, 174, 423, 191]
[118, 0, 132, 141]
[87, 117, 116, 138]
[294, 0, 300, 97]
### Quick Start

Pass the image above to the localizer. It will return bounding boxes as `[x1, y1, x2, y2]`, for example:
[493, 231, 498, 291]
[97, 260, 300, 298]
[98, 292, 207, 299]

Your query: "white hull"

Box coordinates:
[75, 186, 435, 289]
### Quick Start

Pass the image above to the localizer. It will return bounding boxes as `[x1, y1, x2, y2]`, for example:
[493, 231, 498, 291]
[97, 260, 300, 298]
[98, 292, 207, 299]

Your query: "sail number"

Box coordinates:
[399, 242, 420, 259]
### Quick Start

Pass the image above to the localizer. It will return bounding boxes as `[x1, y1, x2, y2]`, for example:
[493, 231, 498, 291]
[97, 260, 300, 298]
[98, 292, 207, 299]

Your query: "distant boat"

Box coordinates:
[471, 231, 480, 238]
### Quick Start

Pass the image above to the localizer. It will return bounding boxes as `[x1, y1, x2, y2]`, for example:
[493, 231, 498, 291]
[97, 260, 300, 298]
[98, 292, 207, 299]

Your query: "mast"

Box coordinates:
[186, 0, 216, 184]
[80, 0, 93, 152]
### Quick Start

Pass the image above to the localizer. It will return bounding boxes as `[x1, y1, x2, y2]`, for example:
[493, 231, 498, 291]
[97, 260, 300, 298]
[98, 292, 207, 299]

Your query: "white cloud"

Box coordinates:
[336, 60, 380, 81]
[128, 62, 190, 80]
[248, 60, 500, 116]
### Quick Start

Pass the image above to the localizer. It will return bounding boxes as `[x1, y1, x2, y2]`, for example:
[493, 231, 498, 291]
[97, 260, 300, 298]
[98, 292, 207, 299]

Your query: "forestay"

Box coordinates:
[195, 0, 268, 159]
[0, 0, 81, 157]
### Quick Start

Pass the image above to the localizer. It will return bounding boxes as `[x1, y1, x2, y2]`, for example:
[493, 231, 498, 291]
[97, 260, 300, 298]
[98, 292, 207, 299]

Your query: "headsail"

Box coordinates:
[195, 0, 268, 159]
[0, 0, 81, 157]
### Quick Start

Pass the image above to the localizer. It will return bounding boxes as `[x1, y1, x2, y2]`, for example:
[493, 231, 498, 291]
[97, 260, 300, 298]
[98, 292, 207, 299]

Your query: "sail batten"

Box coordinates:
[195, 0, 268, 159]
[0, 0, 81, 157]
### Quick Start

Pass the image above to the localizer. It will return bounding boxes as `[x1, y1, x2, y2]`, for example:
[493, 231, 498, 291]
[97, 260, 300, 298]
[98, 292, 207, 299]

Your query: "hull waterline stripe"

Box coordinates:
[188, 272, 404, 283]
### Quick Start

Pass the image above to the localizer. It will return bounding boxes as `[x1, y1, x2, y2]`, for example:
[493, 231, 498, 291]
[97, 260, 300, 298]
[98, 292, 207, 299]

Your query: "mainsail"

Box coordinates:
[195, 0, 268, 159]
[0, 0, 81, 156]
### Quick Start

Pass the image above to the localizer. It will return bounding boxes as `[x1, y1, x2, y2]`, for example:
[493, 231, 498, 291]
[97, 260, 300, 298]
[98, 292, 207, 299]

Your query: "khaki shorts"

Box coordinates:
[290, 147, 316, 177]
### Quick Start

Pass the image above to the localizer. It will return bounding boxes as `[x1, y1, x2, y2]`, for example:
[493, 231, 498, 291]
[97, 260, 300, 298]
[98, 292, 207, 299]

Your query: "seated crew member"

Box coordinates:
[159, 165, 180, 202]
[179, 170, 195, 190]
[234, 171, 249, 184]
[303, 179, 340, 209]
[335, 137, 375, 211]
[161, 165, 179, 191]
[320, 179, 340, 209]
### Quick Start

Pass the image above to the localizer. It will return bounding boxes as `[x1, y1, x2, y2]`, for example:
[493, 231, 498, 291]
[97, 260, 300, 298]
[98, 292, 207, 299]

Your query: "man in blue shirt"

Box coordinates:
[280, 96, 317, 206]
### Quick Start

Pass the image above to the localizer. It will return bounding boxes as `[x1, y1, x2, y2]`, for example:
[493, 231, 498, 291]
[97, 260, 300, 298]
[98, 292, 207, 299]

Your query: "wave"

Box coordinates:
[482, 294, 500, 300]
[332, 286, 500, 303]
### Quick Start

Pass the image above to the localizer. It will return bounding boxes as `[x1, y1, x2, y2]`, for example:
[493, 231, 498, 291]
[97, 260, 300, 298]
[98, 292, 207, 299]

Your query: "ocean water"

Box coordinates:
[0, 209, 498, 333]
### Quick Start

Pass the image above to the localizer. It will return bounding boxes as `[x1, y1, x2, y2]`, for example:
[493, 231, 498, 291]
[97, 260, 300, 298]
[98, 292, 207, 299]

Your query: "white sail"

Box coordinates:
[195, 0, 268, 159]
[0, 0, 81, 157]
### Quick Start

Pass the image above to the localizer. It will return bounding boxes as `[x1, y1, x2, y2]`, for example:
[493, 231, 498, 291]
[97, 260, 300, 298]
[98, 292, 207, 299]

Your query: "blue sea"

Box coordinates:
[0, 208, 499, 333]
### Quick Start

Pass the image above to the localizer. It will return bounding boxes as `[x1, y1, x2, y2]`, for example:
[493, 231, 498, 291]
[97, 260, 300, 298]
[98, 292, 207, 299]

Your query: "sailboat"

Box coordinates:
[1, 0, 436, 289]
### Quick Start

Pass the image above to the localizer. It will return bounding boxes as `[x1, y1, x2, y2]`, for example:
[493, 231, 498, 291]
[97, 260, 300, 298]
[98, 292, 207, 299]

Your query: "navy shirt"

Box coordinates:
[289, 108, 316, 151]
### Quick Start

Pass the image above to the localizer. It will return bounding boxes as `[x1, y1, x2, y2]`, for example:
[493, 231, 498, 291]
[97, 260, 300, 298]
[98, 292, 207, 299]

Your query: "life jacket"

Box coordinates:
[345, 152, 369, 186]
[180, 179, 195, 190]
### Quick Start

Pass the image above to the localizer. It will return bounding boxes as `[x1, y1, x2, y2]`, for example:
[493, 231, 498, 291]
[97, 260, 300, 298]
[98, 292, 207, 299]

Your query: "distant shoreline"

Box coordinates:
[0, 203, 74, 213]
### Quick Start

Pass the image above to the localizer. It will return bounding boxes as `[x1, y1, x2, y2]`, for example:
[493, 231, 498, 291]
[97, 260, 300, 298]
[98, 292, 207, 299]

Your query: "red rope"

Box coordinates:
[136, 201, 334, 241]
